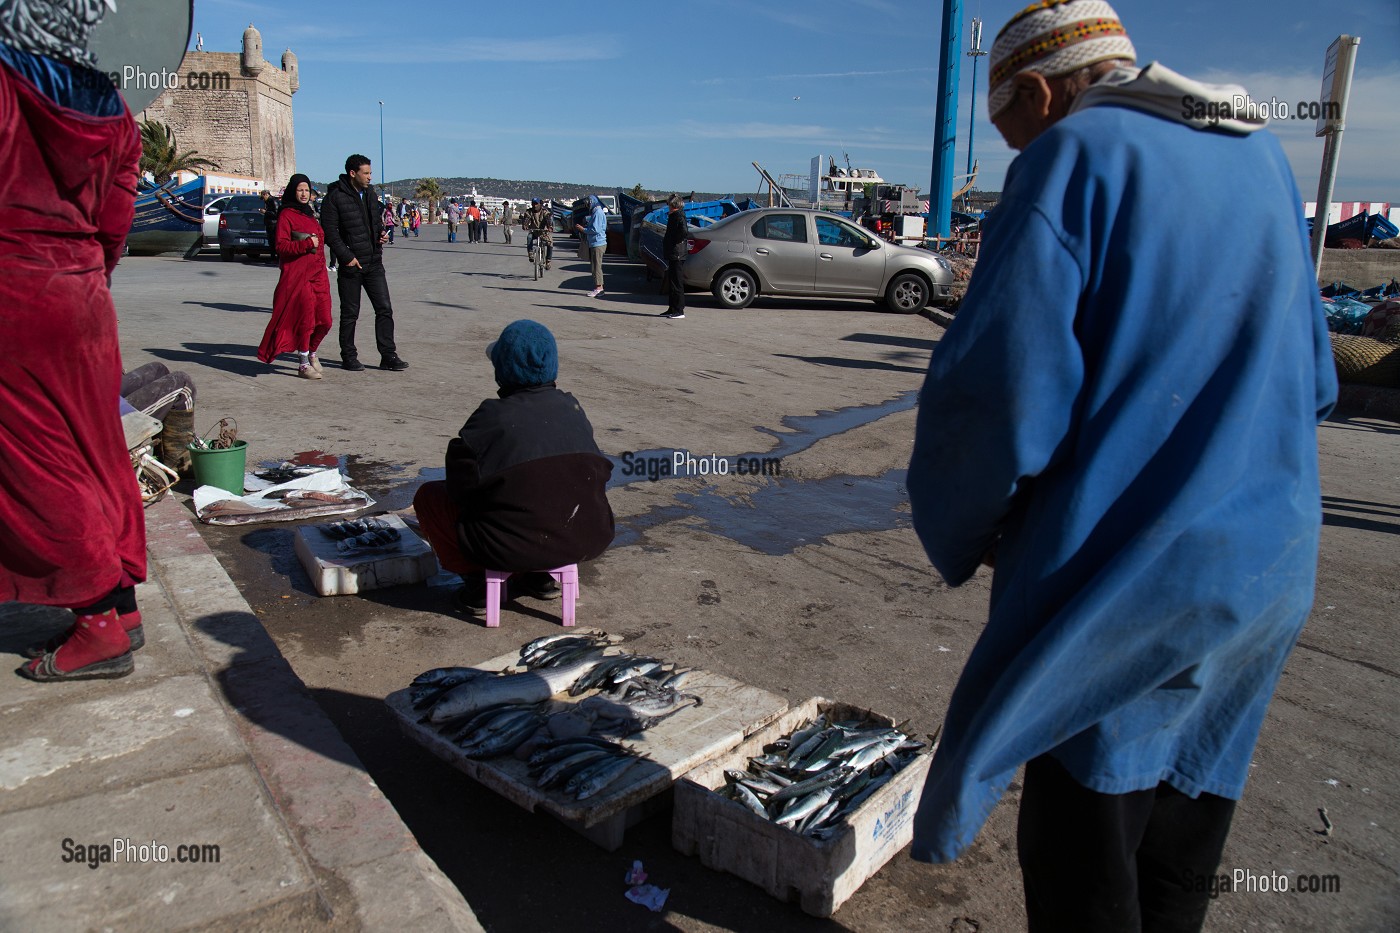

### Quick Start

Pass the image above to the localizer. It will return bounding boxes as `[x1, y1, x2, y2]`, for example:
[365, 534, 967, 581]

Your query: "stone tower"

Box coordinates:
[138, 25, 298, 192]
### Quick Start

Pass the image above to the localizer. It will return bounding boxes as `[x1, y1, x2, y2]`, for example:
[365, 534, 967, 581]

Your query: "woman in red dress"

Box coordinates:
[257, 174, 332, 379]
[2, 28, 146, 680]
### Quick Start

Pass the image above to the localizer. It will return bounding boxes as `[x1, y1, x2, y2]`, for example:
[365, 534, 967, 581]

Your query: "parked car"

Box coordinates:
[202, 194, 265, 249]
[682, 208, 954, 313]
[216, 195, 272, 261]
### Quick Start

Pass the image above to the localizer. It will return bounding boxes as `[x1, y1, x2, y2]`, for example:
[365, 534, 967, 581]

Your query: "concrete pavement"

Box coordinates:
[0, 495, 481, 932]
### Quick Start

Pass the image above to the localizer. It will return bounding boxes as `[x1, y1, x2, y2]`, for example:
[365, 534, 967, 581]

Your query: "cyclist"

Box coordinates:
[523, 198, 553, 270]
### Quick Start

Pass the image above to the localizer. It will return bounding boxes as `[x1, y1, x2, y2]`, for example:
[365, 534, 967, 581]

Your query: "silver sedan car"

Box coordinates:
[681, 207, 954, 313]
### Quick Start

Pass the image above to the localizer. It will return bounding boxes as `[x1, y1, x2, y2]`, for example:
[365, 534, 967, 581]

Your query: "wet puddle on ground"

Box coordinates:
[289, 391, 919, 556]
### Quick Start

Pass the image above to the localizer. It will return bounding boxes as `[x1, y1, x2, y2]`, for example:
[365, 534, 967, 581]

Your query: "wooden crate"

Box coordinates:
[386, 647, 788, 850]
[671, 697, 933, 917]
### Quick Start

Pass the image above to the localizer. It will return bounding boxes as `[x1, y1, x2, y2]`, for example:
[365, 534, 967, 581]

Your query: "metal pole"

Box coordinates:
[1309, 35, 1360, 280]
[378, 100, 387, 199]
[928, 0, 963, 242]
[966, 17, 985, 180]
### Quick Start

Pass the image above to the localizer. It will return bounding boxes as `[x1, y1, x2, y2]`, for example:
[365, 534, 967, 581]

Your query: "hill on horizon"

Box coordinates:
[312, 175, 739, 203]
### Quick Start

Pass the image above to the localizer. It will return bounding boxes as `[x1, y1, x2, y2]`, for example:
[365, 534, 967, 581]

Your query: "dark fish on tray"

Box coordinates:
[335, 526, 402, 554]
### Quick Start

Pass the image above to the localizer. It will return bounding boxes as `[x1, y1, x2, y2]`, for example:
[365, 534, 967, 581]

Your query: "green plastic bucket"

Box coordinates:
[189, 440, 247, 495]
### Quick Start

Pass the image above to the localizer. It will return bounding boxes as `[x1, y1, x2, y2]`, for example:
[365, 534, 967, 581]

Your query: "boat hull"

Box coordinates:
[128, 177, 206, 255]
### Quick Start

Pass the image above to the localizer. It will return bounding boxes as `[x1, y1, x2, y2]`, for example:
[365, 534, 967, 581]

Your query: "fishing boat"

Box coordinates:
[127, 175, 205, 255]
[638, 198, 761, 277]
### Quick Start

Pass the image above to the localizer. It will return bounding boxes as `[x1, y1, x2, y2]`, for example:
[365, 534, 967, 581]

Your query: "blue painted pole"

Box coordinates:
[929, 0, 963, 242]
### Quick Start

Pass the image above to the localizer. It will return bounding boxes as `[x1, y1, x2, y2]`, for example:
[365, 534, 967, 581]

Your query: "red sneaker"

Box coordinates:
[18, 610, 134, 681]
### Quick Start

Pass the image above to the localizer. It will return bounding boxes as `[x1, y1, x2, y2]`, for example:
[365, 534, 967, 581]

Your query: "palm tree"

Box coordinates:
[415, 178, 443, 223]
[138, 119, 219, 184]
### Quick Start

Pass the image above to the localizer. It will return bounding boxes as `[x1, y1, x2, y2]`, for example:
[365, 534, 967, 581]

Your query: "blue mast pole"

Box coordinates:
[929, 0, 963, 242]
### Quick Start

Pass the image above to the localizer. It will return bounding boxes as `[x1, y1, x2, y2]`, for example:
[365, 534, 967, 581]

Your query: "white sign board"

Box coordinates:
[810, 156, 822, 204]
[1316, 35, 1359, 137]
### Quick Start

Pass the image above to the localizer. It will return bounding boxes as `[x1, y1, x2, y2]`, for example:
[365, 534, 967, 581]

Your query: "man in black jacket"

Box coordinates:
[413, 320, 614, 612]
[660, 193, 687, 320]
[320, 154, 408, 371]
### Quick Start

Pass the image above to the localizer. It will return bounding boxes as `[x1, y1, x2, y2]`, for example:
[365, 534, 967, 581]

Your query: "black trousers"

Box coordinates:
[336, 261, 397, 359]
[664, 257, 685, 313]
[1018, 755, 1237, 933]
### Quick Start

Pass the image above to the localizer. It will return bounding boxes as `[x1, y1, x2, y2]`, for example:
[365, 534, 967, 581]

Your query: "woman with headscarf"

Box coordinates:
[1, 0, 148, 680]
[256, 174, 332, 379]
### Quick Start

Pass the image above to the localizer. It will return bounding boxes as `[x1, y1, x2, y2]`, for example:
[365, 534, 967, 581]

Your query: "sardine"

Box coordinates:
[574, 755, 645, 800]
[536, 748, 614, 788]
[776, 787, 834, 825]
[767, 766, 851, 805]
[730, 780, 769, 818]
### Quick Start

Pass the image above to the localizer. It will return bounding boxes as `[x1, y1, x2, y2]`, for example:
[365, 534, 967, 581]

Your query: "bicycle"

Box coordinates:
[531, 234, 548, 280]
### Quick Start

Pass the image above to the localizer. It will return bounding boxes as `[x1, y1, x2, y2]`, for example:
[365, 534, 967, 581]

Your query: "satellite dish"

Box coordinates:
[86, 0, 195, 113]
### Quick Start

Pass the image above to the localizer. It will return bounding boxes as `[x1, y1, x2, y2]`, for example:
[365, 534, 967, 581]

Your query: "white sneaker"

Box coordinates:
[588, 287, 604, 298]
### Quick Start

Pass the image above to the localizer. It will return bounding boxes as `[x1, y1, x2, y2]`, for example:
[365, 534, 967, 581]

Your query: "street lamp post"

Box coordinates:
[378, 100, 387, 200]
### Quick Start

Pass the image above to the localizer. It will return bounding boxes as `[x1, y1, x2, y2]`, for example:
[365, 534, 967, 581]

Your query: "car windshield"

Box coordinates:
[225, 195, 266, 212]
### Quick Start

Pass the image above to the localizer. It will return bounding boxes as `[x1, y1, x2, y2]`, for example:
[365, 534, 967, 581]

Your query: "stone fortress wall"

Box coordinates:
[138, 25, 297, 192]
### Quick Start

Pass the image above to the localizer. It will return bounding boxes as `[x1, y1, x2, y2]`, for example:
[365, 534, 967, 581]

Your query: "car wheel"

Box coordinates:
[220, 246, 233, 262]
[712, 267, 757, 309]
[885, 273, 929, 314]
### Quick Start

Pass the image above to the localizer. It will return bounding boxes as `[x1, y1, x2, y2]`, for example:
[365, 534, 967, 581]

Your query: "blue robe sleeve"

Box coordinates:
[909, 202, 1086, 586]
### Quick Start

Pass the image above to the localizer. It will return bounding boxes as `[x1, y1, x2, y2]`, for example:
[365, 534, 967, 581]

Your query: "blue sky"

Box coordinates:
[196, 0, 1398, 200]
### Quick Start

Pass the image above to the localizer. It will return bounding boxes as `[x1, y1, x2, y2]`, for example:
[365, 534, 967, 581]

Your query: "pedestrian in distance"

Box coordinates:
[466, 200, 481, 243]
[2, 2, 149, 681]
[259, 187, 279, 263]
[412, 320, 614, 614]
[410, 205, 421, 237]
[501, 200, 515, 243]
[446, 200, 460, 243]
[659, 193, 687, 320]
[319, 154, 408, 372]
[577, 194, 607, 297]
[257, 174, 332, 380]
[903, 3, 1337, 932]
[381, 199, 396, 245]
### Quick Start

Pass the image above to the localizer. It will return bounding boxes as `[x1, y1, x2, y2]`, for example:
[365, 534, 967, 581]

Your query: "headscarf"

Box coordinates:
[281, 173, 316, 218]
[0, 0, 114, 69]
[487, 320, 558, 389]
[987, 0, 1135, 120]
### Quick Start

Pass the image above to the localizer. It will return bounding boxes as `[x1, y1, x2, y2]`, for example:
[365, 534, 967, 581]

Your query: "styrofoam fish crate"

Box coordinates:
[293, 513, 438, 596]
[672, 697, 933, 917]
[386, 647, 790, 850]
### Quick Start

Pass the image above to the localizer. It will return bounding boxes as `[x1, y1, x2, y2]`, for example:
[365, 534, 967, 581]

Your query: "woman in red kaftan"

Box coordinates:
[256, 174, 332, 379]
[1, 44, 147, 680]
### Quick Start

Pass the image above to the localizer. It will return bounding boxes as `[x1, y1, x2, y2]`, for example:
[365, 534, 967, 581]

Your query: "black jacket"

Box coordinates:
[662, 209, 688, 262]
[320, 174, 383, 266]
[445, 384, 614, 571]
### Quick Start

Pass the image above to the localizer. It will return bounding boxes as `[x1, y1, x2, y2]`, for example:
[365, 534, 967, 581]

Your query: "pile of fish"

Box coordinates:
[718, 713, 926, 839]
[319, 517, 401, 554]
[527, 737, 647, 800]
[405, 631, 707, 800]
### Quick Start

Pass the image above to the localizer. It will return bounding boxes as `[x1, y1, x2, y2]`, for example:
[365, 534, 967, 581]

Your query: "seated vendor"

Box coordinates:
[413, 320, 614, 613]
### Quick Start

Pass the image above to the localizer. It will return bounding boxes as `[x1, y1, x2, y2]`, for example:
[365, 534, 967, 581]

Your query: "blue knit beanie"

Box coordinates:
[488, 320, 558, 388]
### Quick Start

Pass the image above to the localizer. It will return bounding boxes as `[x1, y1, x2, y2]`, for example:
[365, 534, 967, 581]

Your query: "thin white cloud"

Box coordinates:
[766, 67, 934, 80]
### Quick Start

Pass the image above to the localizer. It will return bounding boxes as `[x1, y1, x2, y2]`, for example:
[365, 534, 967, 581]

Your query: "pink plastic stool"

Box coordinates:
[483, 565, 578, 628]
